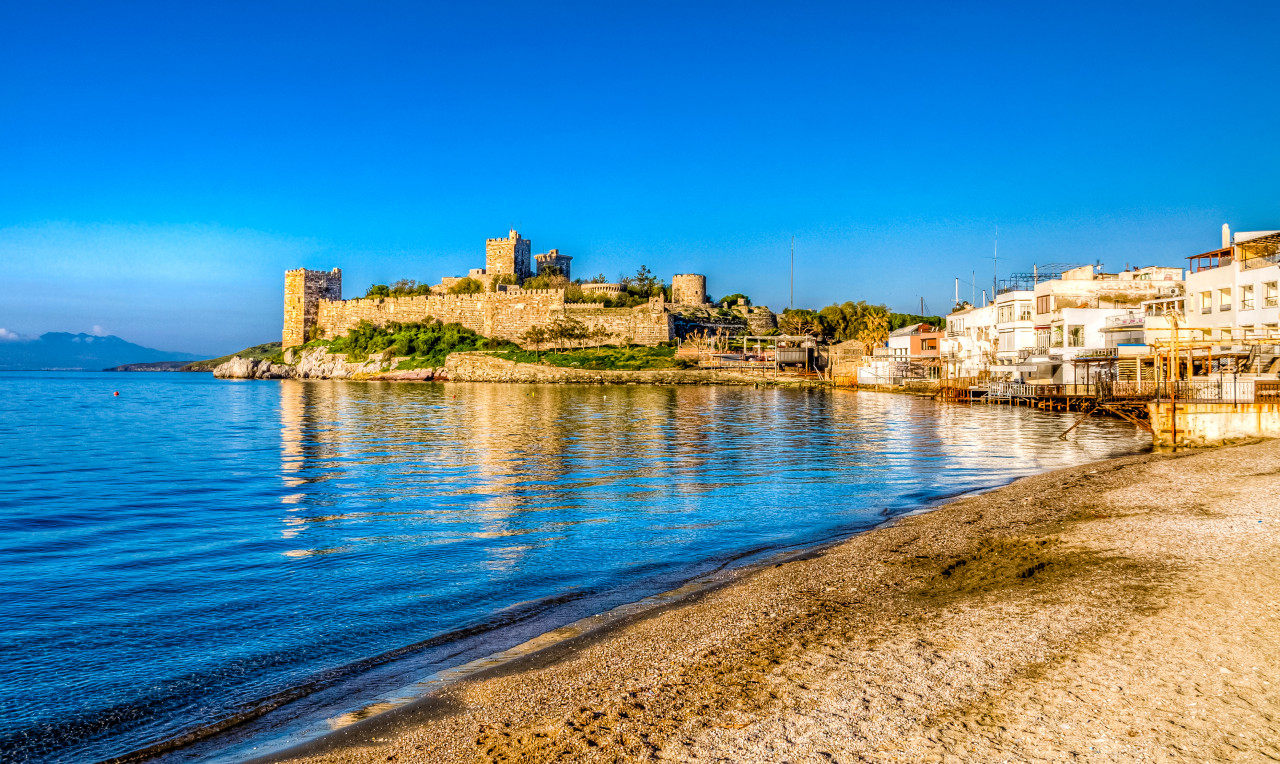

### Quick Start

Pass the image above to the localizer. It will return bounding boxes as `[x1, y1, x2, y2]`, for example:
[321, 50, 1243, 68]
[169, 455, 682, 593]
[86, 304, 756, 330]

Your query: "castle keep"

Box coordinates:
[283, 229, 773, 349]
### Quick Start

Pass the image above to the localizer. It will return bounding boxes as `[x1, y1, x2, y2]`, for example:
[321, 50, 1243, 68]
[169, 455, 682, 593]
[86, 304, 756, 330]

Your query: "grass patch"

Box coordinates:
[497, 345, 688, 371]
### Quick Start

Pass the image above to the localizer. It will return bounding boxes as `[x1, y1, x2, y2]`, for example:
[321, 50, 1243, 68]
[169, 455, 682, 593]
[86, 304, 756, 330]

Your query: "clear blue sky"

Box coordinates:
[2, 1, 1277, 355]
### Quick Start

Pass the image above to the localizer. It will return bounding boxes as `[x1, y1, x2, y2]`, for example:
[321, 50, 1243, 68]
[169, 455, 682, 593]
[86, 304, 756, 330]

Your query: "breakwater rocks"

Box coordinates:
[212, 347, 442, 381]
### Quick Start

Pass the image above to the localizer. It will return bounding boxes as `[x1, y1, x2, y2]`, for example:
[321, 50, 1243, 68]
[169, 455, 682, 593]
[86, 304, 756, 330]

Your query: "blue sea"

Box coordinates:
[0, 372, 1150, 763]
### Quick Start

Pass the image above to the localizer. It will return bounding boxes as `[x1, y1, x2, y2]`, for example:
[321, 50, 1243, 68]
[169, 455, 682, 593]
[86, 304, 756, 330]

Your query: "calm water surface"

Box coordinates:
[0, 372, 1150, 763]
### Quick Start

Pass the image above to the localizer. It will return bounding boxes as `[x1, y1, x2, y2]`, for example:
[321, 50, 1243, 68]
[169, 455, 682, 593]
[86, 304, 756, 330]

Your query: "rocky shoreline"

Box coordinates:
[213, 349, 803, 386]
[254, 440, 1280, 764]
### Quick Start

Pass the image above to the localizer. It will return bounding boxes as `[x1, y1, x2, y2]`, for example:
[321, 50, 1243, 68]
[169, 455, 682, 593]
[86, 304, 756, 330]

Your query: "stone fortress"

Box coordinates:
[283, 229, 776, 349]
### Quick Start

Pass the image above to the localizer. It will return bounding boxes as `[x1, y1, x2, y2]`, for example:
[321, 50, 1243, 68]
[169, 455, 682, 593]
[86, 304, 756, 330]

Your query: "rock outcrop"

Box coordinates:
[212, 346, 443, 381]
[213, 348, 809, 386]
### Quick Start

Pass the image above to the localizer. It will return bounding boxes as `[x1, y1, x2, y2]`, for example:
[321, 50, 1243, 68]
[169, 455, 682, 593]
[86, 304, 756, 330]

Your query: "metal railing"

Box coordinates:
[939, 378, 1275, 405]
[1104, 313, 1145, 329]
[1241, 252, 1280, 271]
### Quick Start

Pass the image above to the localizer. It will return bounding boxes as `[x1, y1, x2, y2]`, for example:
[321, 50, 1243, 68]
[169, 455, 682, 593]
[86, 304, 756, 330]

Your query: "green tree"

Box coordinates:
[522, 273, 569, 290]
[489, 273, 518, 292]
[520, 325, 548, 359]
[365, 284, 391, 298]
[448, 277, 484, 295]
[389, 279, 417, 297]
[779, 309, 823, 337]
[717, 293, 750, 306]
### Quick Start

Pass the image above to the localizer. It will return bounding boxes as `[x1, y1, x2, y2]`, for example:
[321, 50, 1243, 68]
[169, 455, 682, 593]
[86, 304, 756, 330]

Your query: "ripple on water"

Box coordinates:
[0, 373, 1149, 763]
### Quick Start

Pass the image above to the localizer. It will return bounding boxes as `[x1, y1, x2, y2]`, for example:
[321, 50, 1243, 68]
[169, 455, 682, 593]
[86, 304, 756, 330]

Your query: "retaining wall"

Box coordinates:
[1150, 401, 1280, 446]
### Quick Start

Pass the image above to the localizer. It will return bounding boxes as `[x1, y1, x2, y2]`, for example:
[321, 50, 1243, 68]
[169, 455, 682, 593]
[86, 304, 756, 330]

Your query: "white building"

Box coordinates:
[1184, 227, 1280, 342]
[942, 302, 994, 380]
[1023, 265, 1183, 383]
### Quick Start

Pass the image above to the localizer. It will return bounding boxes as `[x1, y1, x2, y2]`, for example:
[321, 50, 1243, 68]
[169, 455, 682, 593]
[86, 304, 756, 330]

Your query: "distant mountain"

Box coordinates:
[0, 333, 204, 371]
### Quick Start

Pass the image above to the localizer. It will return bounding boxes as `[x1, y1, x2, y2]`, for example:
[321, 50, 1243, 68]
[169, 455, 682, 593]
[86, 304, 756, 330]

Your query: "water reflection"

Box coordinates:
[0, 373, 1150, 764]
[271, 381, 1145, 587]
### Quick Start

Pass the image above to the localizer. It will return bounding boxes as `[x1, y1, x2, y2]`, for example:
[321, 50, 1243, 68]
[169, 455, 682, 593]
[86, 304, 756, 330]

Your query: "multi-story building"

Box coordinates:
[1025, 265, 1183, 383]
[863, 323, 943, 384]
[946, 265, 1184, 384]
[1184, 226, 1280, 342]
[942, 290, 1036, 381]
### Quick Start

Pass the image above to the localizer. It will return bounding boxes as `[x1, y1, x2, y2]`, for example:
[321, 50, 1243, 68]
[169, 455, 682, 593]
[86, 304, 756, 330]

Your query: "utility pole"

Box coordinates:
[790, 236, 795, 310]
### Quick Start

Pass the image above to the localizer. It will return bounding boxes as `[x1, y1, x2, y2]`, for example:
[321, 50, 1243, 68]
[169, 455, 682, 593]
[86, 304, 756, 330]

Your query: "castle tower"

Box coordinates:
[283, 267, 342, 347]
[485, 229, 532, 282]
[533, 248, 573, 280]
[671, 273, 708, 305]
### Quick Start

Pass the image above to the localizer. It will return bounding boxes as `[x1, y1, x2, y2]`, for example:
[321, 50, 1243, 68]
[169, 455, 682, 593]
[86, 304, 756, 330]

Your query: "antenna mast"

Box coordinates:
[992, 227, 999, 300]
[790, 235, 794, 310]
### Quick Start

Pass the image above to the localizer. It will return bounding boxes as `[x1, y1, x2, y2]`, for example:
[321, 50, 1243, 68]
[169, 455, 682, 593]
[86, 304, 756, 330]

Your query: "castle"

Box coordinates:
[282, 230, 775, 349]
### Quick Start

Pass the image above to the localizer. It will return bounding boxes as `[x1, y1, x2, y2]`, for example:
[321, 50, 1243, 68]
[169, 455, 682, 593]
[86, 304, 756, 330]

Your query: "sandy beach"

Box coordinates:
[259, 439, 1280, 764]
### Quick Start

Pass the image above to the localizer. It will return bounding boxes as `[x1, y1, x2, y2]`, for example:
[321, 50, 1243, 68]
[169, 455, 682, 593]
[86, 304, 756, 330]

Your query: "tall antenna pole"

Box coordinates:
[992, 227, 999, 300]
[954, 277, 959, 307]
[971, 270, 975, 305]
[790, 235, 794, 310]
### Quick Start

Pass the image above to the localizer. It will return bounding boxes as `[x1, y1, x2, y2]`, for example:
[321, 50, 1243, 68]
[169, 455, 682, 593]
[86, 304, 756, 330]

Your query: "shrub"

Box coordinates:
[448, 277, 484, 295]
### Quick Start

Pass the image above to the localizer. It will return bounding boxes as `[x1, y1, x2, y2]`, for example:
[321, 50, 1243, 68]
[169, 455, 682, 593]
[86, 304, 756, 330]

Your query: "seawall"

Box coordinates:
[442, 352, 785, 385]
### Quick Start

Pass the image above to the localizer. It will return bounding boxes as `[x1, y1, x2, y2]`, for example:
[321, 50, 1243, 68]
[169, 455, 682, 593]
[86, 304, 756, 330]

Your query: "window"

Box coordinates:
[1241, 284, 1255, 310]
[1201, 291, 1212, 313]
[1036, 295, 1052, 314]
[1018, 303, 1032, 321]
[1265, 282, 1278, 308]
[1068, 325, 1084, 347]
[1219, 288, 1232, 311]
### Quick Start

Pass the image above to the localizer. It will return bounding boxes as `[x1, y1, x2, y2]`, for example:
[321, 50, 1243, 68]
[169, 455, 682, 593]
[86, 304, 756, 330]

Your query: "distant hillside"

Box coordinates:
[104, 361, 191, 372]
[183, 342, 282, 371]
[0, 333, 203, 371]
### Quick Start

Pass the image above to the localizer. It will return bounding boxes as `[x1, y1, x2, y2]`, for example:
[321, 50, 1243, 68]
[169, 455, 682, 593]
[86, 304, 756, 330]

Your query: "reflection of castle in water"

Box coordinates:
[274, 383, 1137, 564]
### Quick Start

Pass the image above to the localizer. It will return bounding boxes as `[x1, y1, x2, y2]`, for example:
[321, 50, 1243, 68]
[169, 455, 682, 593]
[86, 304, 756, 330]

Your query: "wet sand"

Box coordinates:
[261, 440, 1280, 763]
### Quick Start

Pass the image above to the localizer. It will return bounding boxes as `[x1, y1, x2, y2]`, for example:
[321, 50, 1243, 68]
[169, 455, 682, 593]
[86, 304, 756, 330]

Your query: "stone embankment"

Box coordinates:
[442, 352, 781, 385]
[213, 349, 803, 386]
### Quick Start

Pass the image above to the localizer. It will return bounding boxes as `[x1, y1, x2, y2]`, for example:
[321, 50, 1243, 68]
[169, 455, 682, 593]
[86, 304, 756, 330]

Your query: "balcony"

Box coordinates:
[1103, 313, 1144, 330]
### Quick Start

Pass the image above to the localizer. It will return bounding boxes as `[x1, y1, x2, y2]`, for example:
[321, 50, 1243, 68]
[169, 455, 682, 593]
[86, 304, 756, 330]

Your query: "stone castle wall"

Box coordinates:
[283, 268, 342, 347]
[311, 290, 674, 346]
[563, 302, 674, 346]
